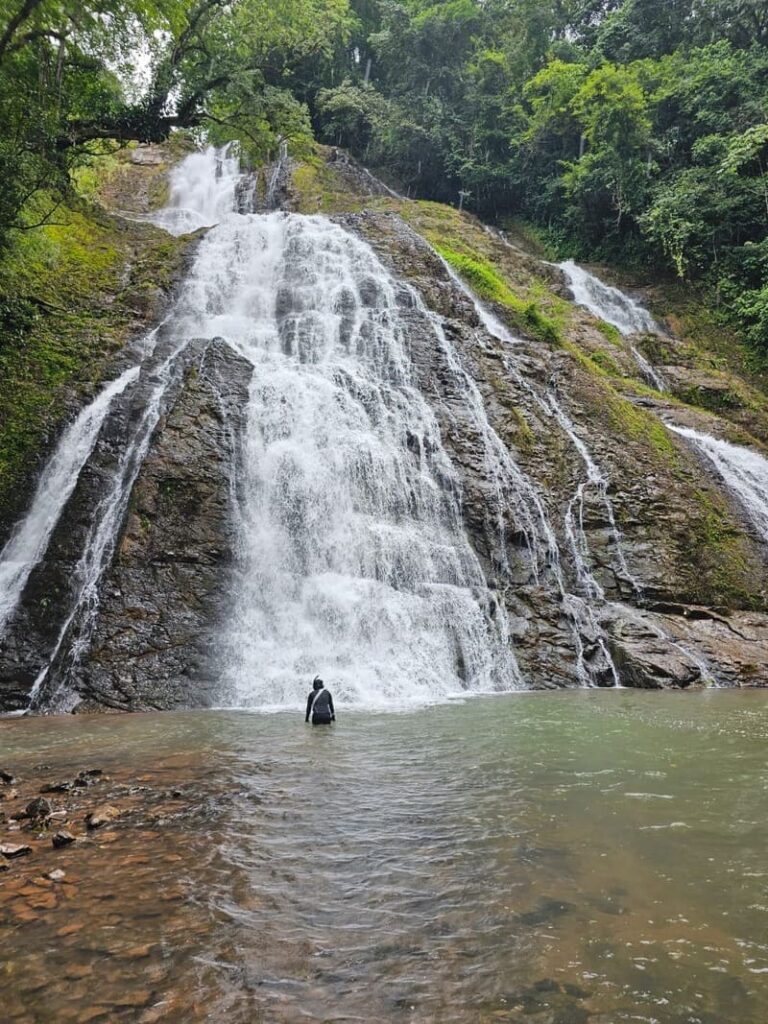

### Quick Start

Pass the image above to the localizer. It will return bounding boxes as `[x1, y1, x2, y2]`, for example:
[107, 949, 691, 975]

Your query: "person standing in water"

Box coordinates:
[305, 676, 336, 725]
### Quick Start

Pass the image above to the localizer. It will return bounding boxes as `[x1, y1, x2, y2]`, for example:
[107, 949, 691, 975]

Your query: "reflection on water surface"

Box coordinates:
[2, 690, 768, 1023]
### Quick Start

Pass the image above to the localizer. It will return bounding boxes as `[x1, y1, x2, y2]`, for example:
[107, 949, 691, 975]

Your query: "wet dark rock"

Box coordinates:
[44, 338, 252, 712]
[52, 830, 76, 848]
[0, 770, 14, 784]
[1, 842, 32, 858]
[24, 797, 52, 822]
[40, 780, 73, 794]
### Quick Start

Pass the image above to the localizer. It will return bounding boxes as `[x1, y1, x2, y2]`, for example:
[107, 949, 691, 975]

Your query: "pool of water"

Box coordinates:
[2, 690, 768, 1023]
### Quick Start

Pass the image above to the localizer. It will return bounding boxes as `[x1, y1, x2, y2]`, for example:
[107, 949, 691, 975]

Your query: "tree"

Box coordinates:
[0, 0, 352, 240]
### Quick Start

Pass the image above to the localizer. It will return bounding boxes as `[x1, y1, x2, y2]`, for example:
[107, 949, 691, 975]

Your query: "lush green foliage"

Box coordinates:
[0, 0, 352, 246]
[312, 0, 768, 351]
[2, 0, 767, 350]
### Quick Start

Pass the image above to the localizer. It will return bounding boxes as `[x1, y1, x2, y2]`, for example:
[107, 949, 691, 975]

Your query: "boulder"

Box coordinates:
[52, 830, 76, 848]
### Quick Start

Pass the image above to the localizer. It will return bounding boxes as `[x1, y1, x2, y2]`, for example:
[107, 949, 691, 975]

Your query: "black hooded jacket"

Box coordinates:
[306, 686, 335, 724]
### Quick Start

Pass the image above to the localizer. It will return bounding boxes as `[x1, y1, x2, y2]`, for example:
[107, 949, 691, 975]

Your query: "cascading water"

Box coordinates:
[667, 425, 768, 542]
[213, 214, 522, 708]
[9, 147, 527, 711]
[438, 257, 625, 685]
[150, 144, 241, 236]
[7, 145, 703, 708]
[264, 140, 289, 210]
[559, 259, 667, 391]
[0, 367, 139, 635]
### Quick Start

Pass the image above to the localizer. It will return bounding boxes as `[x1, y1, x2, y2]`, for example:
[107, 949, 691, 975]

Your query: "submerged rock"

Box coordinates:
[52, 830, 76, 848]
[85, 805, 122, 830]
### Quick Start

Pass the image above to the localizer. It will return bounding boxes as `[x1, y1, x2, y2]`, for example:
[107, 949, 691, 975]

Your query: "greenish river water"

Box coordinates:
[2, 691, 768, 1023]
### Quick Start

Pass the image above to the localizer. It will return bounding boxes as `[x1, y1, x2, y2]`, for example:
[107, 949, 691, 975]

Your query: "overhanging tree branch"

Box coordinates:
[0, 0, 46, 64]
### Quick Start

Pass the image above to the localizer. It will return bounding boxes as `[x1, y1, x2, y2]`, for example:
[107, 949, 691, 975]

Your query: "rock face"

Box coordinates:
[342, 209, 768, 689]
[0, 335, 252, 712]
[52, 339, 252, 711]
[3, 150, 768, 708]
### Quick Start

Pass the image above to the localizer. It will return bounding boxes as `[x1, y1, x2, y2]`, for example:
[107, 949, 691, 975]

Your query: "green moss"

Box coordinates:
[589, 348, 623, 377]
[687, 489, 760, 609]
[606, 392, 676, 458]
[0, 204, 189, 528]
[595, 320, 623, 347]
[292, 154, 373, 215]
[435, 245, 561, 345]
[560, 340, 676, 461]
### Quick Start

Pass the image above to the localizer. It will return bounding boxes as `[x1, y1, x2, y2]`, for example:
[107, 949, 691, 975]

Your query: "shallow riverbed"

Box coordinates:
[2, 690, 768, 1023]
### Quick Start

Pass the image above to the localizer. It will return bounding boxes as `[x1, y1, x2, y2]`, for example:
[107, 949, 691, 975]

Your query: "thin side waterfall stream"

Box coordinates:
[439, 256, 626, 684]
[559, 259, 667, 391]
[667, 424, 768, 541]
[0, 366, 139, 635]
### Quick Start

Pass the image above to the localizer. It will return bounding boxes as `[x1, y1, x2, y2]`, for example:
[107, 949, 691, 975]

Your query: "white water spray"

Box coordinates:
[559, 260, 667, 391]
[149, 145, 241, 236]
[210, 214, 523, 708]
[667, 425, 768, 542]
[0, 367, 139, 635]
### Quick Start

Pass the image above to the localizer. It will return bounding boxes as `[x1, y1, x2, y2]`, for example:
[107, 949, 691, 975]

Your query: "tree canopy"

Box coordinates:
[0, 0, 351, 238]
[1, 0, 767, 351]
[312, 0, 768, 351]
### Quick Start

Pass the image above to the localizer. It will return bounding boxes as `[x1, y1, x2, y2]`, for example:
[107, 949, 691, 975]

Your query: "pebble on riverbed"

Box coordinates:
[0, 762, 193, 903]
[85, 805, 122, 830]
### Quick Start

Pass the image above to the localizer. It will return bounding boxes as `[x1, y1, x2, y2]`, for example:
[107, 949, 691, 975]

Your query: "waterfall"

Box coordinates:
[10, 146, 525, 711]
[559, 260, 667, 391]
[215, 214, 523, 708]
[149, 144, 241, 236]
[667, 425, 768, 542]
[0, 367, 139, 635]
[438, 257, 625, 685]
[264, 140, 289, 210]
[11, 143, 719, 708]
[12, 152, 247, 711]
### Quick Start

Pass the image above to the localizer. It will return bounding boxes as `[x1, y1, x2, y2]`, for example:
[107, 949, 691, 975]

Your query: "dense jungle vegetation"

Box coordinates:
[1, 0, 767, 349]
